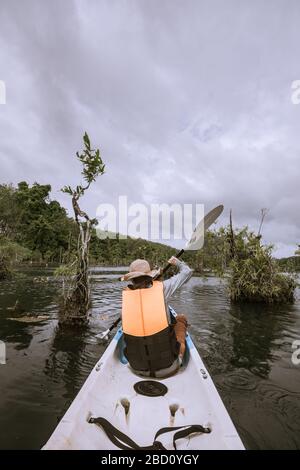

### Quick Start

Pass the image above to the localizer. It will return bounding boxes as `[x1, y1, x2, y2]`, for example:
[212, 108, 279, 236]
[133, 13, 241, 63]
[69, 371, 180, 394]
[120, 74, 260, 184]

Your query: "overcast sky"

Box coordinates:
[0, 0, 299, 257]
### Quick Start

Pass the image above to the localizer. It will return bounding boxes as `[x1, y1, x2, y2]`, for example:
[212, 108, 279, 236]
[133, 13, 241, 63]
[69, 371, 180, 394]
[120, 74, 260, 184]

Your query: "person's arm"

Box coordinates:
[163, 256, 193, 302]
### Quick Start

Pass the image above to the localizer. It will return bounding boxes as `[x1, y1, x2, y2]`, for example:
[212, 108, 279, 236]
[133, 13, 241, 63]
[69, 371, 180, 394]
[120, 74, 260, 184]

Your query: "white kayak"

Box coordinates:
[43, 312, 244, 450]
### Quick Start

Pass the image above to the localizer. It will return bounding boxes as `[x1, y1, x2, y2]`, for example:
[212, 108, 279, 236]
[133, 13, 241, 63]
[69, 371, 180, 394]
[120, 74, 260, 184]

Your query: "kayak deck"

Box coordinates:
[43, 329, 244, 450]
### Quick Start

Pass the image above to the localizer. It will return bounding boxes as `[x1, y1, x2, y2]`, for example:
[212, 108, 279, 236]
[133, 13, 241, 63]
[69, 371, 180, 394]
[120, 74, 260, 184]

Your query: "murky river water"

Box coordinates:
[0, 267, 299, 449]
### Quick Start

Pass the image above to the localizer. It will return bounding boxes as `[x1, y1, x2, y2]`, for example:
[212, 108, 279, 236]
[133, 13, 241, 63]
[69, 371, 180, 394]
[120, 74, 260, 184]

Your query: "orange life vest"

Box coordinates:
[122, 281, 179, 374]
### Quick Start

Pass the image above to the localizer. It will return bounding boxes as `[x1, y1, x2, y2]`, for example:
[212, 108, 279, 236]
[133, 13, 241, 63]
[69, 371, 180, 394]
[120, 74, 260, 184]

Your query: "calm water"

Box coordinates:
[0, 267, 300, 450]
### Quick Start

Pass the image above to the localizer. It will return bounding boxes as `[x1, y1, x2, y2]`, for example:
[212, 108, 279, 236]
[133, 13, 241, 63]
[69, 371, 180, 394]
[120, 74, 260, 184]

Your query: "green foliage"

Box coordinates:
[62, 132, 105, 198]
[0, 182, 74, 263]
[0, 177, 299, 309]
[54, 261, 77, 278]
[61, 185, 73, 196]
[277, 255, 300, 272]
[184, 228, 228, 275]
[0, 239, 32, 262]
[226, 229, 297, 303]
[0, 184, 22, 238]
[0, 238, 32, 279]
[89, 232, 177, 267]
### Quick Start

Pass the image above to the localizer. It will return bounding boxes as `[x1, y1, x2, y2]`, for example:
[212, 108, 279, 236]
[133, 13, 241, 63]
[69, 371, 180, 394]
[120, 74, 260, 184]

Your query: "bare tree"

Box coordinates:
[59, 133, 105, 325]
[258, 208, 268, 237]
[228, 209, 236, 260]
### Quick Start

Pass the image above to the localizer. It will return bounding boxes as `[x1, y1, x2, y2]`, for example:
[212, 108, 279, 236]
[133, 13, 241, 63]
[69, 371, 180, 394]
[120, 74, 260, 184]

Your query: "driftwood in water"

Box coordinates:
[8, 315, 49, 323]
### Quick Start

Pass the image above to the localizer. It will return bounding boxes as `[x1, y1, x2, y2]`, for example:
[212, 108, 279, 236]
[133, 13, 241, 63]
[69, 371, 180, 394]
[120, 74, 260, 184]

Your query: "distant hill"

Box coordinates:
[1, 182, 299, 275]
[89, 232, 178, 268]
[276, 256, 300, 272]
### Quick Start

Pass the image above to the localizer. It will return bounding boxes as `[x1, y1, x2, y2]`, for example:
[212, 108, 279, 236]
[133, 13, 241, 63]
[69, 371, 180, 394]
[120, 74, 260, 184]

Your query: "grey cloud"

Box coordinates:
[0, 0, 299, 256]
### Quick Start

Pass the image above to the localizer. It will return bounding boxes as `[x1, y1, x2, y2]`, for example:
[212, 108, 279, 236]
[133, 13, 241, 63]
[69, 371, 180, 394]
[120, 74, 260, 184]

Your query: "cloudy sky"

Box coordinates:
[0, 0, 299, 256]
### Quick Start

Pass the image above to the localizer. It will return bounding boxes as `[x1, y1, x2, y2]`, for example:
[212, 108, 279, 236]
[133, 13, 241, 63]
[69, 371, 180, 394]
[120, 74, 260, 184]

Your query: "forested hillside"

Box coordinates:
[0, 182, 178, 269]
[1, 183, 299, 276]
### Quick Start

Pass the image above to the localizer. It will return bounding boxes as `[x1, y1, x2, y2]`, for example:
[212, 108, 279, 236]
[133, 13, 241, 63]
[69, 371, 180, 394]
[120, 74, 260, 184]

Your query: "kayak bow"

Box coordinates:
[43, 309, 244, 450]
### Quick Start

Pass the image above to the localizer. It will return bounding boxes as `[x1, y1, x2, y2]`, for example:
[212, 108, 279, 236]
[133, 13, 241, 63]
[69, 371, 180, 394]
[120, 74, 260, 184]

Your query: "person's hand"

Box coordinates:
[168, 256, 179, 266]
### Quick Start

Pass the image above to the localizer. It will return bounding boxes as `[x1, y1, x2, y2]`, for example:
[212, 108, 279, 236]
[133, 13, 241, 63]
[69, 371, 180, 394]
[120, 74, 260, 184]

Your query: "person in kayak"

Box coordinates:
[121, 257, 193, 378]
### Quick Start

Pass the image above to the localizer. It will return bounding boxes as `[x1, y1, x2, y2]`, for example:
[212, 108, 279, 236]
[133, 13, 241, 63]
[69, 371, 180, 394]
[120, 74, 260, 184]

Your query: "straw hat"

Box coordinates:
[121, 259, 160, 281]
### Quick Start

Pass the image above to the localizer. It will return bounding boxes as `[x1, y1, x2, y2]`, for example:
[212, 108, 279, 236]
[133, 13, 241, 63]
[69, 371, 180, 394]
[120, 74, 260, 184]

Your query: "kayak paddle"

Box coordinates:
[157, 204, 224, 278]
[96, 204, 224, 341]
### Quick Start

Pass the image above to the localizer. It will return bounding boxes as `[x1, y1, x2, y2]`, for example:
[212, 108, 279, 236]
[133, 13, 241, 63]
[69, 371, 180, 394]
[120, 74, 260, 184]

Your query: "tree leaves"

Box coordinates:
[61, 185, 73, 195]
[61, 133, 105, 200]
[226, 229, 297, 303]
[83, 132, 91, 150]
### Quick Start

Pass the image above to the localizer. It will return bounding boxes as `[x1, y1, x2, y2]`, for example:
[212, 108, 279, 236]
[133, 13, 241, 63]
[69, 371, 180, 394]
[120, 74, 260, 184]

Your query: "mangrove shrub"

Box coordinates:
[228, 229, 296, 303]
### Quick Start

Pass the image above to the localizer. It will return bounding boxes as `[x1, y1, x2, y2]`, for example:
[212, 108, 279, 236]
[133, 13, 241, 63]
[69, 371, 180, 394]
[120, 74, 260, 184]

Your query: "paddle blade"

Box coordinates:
[185, 204, 224, 251]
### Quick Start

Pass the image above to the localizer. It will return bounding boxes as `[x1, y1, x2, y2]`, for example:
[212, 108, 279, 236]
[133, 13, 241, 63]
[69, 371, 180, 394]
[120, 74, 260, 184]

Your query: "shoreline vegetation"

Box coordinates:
[1, 172, 299, 310]
[0, 180, 299, 274]
[5, 253, 300, 274]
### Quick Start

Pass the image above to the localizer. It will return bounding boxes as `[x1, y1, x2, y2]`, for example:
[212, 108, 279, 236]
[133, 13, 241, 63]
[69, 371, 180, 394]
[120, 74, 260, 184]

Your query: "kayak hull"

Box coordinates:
[43, 327, 244, 450]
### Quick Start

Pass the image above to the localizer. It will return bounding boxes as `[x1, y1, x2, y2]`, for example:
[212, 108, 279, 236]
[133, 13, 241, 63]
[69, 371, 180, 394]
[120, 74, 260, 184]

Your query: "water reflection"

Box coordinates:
[0, 269, 299, 449]
[229, 303, 296, 378]
[44, 326, 89, 392]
